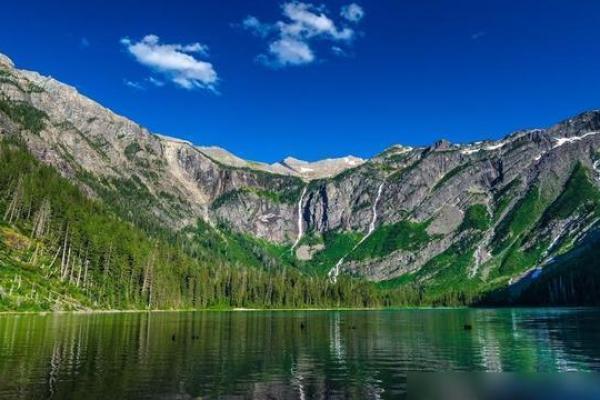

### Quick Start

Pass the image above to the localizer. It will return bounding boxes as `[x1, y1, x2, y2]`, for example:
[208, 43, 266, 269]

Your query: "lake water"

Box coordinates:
[0, 309, 599, 399]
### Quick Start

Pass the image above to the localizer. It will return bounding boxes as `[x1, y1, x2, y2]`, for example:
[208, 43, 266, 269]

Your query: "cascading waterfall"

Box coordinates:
[291, 187, 307, 253]
[328, 182, 385, 283]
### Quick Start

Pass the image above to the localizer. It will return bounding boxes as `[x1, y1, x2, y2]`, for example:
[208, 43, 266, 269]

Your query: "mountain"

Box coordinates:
[1, 52, 600, 308]
[197, 146, 365, 180]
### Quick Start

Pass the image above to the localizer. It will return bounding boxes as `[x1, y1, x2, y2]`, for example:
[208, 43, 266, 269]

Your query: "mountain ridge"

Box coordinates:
[1, 51, 600, 307]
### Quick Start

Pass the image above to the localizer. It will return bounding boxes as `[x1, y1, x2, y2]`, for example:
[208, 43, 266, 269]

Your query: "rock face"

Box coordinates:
[1, 52, 600, 287]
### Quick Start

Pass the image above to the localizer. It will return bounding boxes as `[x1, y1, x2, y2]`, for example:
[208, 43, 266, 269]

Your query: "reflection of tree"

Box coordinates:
[0, 310, 598, 399]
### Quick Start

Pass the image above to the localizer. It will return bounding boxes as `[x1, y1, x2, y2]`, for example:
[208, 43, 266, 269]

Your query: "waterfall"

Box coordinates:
[328, 257, 346, 283]
[291, 187, 307, 252]
[367, 183, 384, 235]
[594, 160, 600, 181]
[328, 182, 385, 283]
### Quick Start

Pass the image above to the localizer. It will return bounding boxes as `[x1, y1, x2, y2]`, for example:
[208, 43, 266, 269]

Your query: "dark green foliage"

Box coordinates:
[376, 273, 416, 289]
[539, 163, 600, 226]
[348, 220, 432, 261]
[460, 204, 491, 231]
[297, 232, 324, 247]
[514, 237, 600, 306]
[0, 97, 47, 134]
[497, 239, 547, 276]
[480, 227, 600, 306]
[124, 142, 142, 160]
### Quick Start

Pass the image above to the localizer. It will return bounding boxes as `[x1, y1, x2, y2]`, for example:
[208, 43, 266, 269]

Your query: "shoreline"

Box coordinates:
[0, 306, 588, 316]
[0, 306, 471, 315]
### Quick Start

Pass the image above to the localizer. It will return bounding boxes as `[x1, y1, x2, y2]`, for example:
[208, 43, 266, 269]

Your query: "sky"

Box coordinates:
[1, 0, 599, 162]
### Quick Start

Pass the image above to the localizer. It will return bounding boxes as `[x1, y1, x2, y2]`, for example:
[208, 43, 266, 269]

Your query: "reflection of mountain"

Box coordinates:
[0, 310, 599, 398]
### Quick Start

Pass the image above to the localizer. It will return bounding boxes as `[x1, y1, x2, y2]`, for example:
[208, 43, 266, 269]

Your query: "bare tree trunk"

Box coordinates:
[60, 224, 69, 279]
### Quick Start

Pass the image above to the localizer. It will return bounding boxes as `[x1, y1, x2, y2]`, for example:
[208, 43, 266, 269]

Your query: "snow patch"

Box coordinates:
[552, 131, 599, 149]
[460, 148, 481, 155]
[156, 133, 193, 146]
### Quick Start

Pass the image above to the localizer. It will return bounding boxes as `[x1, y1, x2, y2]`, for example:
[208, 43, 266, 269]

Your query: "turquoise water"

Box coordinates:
[0, 308, 599, 399]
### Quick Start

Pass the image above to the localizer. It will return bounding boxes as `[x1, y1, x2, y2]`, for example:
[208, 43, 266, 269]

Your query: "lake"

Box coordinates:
[0, 309, 599, 399]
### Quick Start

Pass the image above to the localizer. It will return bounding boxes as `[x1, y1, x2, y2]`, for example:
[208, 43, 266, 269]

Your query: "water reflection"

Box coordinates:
[0, 309, 599, 399]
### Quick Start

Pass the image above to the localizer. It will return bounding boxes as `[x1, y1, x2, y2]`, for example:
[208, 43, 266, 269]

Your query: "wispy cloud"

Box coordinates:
[241, 2, 364, 67]
[120, 34, 218, 91]
[148, 76, 165, 87]
[471, 31, 486, 40]
[340, 3, 364, 23]
[123, 79, 144, 90]
[80, 37, 90, 49]
[331, 45, 347, 57]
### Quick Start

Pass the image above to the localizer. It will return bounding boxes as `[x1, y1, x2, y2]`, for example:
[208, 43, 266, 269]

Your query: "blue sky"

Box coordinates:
[1, 1, 599, 162]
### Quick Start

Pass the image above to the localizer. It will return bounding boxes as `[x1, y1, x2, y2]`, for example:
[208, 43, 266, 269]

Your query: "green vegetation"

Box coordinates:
[300, 231, 363, 276]
[348, 220, 433, 261]
[539, 163, 600, 225]
[492, 178, 521, 221]
[460, 204, 491, 231]
[492, 185, 548, 254]
[497, 239, 547, 276]
[411, 234, 481, 305]
[374, 232, 485, 306]
[124, 142, 142, 160]
[0, 97, 47, 134]
[211, 186, 300, 209]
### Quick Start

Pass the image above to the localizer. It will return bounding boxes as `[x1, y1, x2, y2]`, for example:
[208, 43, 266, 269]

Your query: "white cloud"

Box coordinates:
[340, 3, 364, 23]
[280, 2, 353, 40]
[269, 38, 314, 65]
[124, 79, 144, 90]
[242, 2, 363, 67]
[120, 34, 218, 91]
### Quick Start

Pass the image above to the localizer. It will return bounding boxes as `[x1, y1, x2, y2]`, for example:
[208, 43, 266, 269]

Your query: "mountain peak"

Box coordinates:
[0, 53, 14, 68]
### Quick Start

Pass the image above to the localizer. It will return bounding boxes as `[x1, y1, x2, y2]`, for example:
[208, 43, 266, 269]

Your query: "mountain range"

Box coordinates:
[1, 51, 599, 309]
